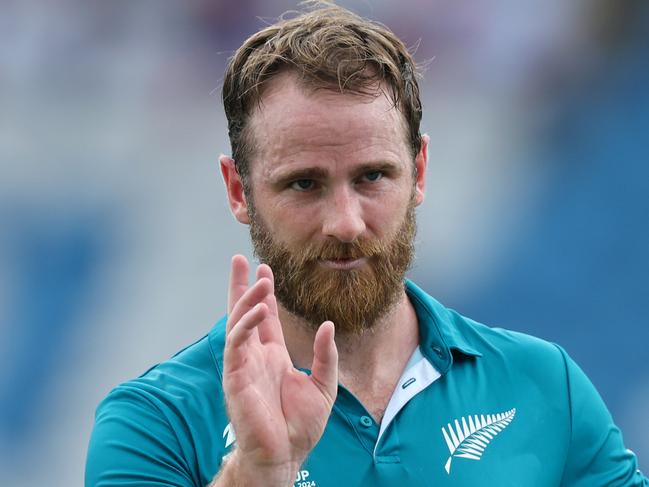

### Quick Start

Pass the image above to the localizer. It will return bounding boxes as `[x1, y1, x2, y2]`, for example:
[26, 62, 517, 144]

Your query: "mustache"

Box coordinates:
[292, 238, 385, 263]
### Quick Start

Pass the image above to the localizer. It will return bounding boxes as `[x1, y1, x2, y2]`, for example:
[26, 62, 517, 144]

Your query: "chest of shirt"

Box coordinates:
[296, 366, 569, 487]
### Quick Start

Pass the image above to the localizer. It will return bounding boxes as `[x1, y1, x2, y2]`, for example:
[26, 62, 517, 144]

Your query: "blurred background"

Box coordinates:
[1, 0, 647, 484]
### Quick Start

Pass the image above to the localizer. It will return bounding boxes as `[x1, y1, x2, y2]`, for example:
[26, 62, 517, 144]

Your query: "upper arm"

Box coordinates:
[85, 388, 196, 487]
[557, 345, 648, 486]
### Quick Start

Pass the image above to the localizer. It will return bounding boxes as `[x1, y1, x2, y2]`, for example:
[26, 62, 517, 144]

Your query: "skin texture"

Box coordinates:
[213, 72, 429, 486]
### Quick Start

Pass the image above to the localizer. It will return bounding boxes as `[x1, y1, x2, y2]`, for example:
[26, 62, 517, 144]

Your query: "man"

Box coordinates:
[86, 3, 647, 486]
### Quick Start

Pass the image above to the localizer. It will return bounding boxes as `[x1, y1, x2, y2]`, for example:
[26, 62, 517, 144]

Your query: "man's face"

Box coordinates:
[229, 73, 427, 334]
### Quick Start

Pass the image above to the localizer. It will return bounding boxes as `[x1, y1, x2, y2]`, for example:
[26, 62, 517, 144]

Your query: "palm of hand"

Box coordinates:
[223, 256, 338, 470]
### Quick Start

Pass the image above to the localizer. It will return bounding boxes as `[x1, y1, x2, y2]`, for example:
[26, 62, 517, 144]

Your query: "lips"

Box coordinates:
[320, 257, 368, 270]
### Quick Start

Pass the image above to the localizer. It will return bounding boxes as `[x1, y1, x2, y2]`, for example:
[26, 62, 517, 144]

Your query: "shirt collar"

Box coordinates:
[406, 279, 482, 374]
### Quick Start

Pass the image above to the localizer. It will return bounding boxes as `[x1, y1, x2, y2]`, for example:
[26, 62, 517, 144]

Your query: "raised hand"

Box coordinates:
[220, 255, 338, 485]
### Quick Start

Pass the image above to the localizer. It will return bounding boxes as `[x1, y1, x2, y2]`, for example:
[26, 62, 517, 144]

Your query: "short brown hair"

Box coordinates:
[222, 1, 422, 190]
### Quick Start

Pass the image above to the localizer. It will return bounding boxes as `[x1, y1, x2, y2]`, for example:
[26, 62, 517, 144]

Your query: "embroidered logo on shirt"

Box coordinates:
[441, 408, 516, 474]
[222, 422, 236, 449]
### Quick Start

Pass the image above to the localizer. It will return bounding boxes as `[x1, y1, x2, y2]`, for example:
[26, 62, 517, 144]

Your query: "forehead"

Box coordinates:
[246, 73, 411, 174]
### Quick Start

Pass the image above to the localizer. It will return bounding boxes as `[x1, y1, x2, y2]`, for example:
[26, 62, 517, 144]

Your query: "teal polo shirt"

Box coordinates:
[86, 281, 647, 486]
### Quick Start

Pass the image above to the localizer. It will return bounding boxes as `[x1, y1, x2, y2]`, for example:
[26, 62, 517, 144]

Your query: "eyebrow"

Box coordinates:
[351, 161, 402, 178]
[269, 167, 329, 186]
[268, 161, 403, 187]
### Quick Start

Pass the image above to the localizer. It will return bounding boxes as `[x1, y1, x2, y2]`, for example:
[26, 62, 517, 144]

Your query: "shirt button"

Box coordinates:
[433, 346, 445, 358]
[359, 415, 373, 427]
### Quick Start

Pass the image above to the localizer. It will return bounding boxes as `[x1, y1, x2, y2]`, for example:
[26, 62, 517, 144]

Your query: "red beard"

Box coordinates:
[249, 201, 417, 334]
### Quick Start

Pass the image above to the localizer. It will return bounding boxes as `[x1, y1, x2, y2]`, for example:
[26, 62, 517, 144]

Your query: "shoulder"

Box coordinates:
[87, 317, 230, 487]
[455, 311, 566, 366]
[407, 280, 578, 417]
[446, 306, 584, 403]
[410, 284, 649, 485]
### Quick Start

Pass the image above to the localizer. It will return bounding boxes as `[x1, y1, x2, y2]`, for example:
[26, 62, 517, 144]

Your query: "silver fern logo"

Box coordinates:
[441, 408, 516, 474]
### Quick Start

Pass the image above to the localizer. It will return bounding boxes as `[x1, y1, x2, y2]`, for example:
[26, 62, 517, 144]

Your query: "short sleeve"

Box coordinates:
[85, 387, 196, 487]
[557, 345, 648, 486]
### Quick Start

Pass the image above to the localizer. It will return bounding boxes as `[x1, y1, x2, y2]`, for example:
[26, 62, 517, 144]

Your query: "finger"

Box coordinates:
[255, 264, 278, 317]
[224, 302, 268, 365]
[255, 263, 274, 286]
[254, 264, 285, 345]
[228, 277, 273, 332]
[257, 297, 285, 345]
[228, 255, 249, 325]
[310, 321, 338, 406]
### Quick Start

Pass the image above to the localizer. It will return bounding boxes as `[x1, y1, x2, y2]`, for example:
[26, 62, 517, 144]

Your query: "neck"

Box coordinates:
[280, 288, 419, 421]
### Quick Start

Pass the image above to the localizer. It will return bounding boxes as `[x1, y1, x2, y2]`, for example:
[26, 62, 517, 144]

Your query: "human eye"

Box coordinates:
[362, 170, 384, 182]
[290, 179, 316, 191]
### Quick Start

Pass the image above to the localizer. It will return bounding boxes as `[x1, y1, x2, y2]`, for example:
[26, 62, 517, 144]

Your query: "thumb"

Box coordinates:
[310, 321, 338, 406]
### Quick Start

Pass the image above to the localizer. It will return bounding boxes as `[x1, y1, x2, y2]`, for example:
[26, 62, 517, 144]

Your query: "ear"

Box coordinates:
[413, 134, 429, 206]
[220, 155, 250, 224]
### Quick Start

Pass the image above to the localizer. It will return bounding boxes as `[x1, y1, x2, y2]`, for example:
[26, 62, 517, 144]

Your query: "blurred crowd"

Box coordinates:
[1, 1, 647, 484]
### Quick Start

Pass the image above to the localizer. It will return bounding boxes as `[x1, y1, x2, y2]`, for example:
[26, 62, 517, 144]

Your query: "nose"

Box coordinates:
[321, 186, 366, 243]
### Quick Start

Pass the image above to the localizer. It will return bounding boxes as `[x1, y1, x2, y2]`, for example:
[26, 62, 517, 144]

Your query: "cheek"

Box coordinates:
[256, 195, 321, 236]
[361, 193, 412, 235]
